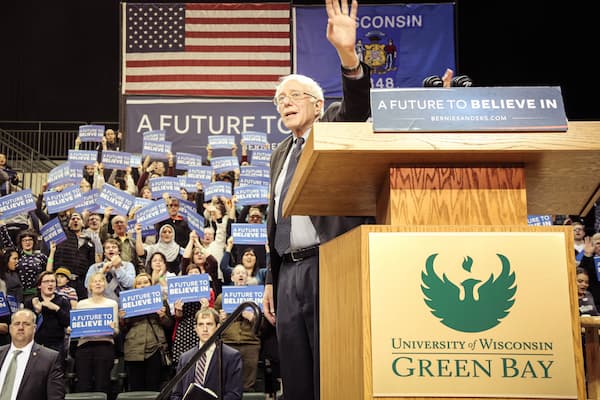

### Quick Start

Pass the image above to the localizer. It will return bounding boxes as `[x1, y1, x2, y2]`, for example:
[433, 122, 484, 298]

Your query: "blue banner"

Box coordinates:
[70, 307, 115, 338]
[234, 185, 269, 206]
[221, 285, 264, 314]
[40, 217, 68, 246]
[97, 184, 135, 216]
[186, 167, 213, 186]
[120, 285, 164, 318]
[232, 223, 267, 245]
[79, 125, 105, 142]
[176, 152, 204, 170]
[167, 274, 211, 304]
[370, 86, 568, 132]
[68, 150, 98, 167]
[0, 189, 36, 219]
[135, 200, 170, 226]
[6, 295, 18, 313]
[127, 220, 156, 240]
[294, 4, 455, 97]
[124, 98, 291, 157]
[44, 186, 83, 214]
[101, 150, 132, 170]
[48, 162, 79, 189]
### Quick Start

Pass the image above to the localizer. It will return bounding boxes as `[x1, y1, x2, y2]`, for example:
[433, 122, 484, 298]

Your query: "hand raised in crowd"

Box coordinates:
[583, 236, 594, 257]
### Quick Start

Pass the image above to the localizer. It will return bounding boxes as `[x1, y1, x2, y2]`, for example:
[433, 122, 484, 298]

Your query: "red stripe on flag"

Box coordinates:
[126, 74, 282, 82]
[186, 17, 289, 25]
[186, 3, 291, 11]
[184, 45, 290, 53]
[126, 89, 277, 97]
[126, 59, 290, 68]
[186, 31, 289, 39]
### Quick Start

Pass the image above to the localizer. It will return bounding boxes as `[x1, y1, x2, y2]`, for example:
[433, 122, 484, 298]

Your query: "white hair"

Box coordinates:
[275, 74, 325, 118]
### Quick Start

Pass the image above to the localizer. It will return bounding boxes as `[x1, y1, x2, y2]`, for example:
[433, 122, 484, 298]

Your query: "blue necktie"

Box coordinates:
[195, 352, 207, 385]
[274, 137, 305, 255]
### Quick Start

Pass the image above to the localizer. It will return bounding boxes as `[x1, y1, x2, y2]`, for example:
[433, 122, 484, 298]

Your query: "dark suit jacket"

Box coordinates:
[171, 344, 243, 400]
[0, 342, 64, 400]
[266, 63, 375, 302]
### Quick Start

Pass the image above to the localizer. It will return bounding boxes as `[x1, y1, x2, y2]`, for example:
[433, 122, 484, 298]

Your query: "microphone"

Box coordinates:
[422, 75, 443, 87]
[451, 75, 473, 87]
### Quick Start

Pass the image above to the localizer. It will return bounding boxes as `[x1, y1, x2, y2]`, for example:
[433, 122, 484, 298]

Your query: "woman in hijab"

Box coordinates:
[135, 224, 182, 274]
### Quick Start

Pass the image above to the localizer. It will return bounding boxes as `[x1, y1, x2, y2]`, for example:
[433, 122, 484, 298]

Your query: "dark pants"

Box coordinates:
[75, 341, 115, 395]
[126, 350, 163, 391]
[276, 255, 319, 400]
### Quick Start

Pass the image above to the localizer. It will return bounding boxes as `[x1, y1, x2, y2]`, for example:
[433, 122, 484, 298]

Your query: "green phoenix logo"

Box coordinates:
[421, 253, 517, 333]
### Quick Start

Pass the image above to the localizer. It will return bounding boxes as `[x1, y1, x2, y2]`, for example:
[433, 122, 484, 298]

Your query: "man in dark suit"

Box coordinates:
[0, 308, 64, 400]
[171, 308, 243, 400]
[262, 1, 373, 400]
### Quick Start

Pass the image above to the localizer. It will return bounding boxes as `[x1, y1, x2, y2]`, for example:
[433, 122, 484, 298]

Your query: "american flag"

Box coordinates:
[122, 3, 291, 97]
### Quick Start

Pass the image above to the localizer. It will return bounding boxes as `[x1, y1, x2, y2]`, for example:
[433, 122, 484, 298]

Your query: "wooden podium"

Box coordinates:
[282, 121, 600, 400]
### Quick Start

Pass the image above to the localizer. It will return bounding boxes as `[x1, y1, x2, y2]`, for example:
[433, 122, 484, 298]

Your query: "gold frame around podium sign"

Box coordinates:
[282, 121, 600, 400]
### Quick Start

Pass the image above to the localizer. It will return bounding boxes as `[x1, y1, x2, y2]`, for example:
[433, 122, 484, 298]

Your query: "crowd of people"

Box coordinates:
[1, 1, 599, 400]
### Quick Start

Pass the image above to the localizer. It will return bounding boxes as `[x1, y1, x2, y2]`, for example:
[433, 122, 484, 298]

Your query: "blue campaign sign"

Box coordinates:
[232, 223, 267, 245]
[120, 285, 164, 318]
[208, 135, 236, 149]
[240, 166, 270, 179]
[40, 217, 67, 246]
[130, 153, 142, 167]
[242, 131, 268, 146]
[0, 189, 36, 219]
[124, 98, 291, 157]
[75, 189, 100, 214]
[70, 307, 115, 338]
[47, 162, 77, 189]
[101, 150, 132, 170]
[143, 129, 166, 142]
[176, 152, 204, 170]
[97, 184, 135, 216]
[250, 150, 271, 167]
[527, 215, 553, 227]
[294, 4, 455, 97]
[167, 274, 211, 304]
[221, 285, 264, 314]
[0, 293, 10, 317]
[370, 86, 568, 132]
[238, 176, 270, 188]
[185, 209, 205, 238]
[44, 185, 83, 214]
[143, 139, 172, 159]
[68, 150, 98, 167]
[211, 156, 239, 174]
[127, 219, 156, 240]
[6, 295, 18, 313]
[136, 200, 169, 226]
[234, 185, 269, 206]
[205, 182, 232, 200]
[79, 125, 105, 142]
[149, 176, 180, 199]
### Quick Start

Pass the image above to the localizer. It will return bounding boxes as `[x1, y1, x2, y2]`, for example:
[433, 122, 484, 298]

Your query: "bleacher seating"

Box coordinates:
[65, 392, 107, 400]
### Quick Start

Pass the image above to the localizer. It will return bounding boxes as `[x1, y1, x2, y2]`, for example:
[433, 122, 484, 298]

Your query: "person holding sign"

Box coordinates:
[264, 1, 373, 400]
[0, 249, 23, 306]
[215, 265, 262, 392]
[74, 271, 119, 396]
[119, 272, 173, 391]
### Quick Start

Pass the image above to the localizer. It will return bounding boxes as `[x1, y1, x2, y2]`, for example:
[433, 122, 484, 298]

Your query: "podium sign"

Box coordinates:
[368, 231, 577, 398]
[370, 87, 567, 132]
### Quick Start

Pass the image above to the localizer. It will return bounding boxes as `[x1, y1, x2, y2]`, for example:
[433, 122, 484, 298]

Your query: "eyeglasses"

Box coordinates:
[273, 90, 317, 106]
[21, 238, 34, 242]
